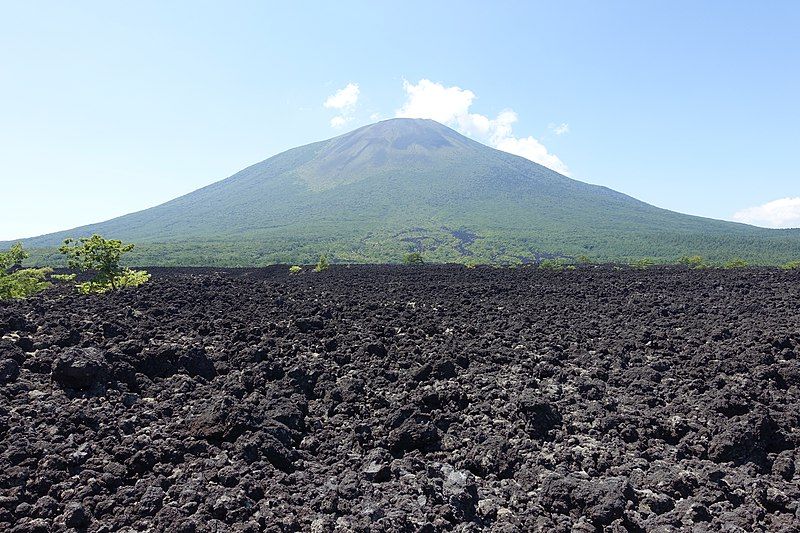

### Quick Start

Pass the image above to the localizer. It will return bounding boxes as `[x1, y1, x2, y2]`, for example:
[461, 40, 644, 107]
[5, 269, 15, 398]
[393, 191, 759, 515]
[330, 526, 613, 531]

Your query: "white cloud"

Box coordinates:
[395, 79, 570, 175]
[324, 83, 360, 128]
[550, 123, 570, 135]
[494, 136, 571, 176]
[330, 116, 349, 128]
[324, 83, 360, 110]
[732, 197, 800, 228]
[396, 79, 475, 124]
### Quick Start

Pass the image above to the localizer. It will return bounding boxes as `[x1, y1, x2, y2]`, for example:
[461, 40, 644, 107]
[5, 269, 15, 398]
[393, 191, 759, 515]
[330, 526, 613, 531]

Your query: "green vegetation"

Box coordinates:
[630, 258, 655, 269]
[7, 119, 800, 266]
[313, 255, 330, 272]
[289, 265, 302, 274]
[59, 235, 150, 293]
[780, 260, 800, 270]
[403, 252, 425, 265]
[0, 243, 51, 300]
[678, 255, 709, 269]
[723, 258, 749, 269]
[539, 259, 565, 271]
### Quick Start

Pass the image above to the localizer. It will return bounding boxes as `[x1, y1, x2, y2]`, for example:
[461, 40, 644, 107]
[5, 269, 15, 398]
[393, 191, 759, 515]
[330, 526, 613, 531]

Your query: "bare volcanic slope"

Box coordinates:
[10, 118, 800, 264]
[1, 266, 800, 531]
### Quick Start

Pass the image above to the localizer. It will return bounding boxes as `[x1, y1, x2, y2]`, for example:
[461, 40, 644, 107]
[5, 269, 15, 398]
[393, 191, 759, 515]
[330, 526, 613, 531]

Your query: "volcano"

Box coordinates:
[10, 118, 800, 265]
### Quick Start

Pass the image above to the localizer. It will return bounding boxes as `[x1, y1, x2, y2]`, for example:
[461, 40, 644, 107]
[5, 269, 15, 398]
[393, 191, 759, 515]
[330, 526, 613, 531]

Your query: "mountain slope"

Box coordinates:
[9, 118, 800, 265]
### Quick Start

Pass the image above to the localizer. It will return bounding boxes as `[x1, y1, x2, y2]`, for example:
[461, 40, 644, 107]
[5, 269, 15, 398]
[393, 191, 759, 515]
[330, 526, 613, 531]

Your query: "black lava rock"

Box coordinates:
[1, 267, 799, 531]
[0, 358, 20, 384]
[50, 347, 109, 390]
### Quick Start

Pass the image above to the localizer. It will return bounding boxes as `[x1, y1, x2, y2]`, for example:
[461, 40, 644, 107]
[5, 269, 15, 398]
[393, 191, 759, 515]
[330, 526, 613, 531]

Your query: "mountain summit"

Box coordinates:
[282, 118, 474, 191]
[11, 118, 800, 264]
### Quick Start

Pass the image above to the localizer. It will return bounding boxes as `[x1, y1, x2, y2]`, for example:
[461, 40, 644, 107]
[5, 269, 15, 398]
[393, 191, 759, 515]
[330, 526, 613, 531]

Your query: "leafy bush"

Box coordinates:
[539, 259, 564, 271]
[678, 255, 708, 269]
[780, 260, 800, 270]
[0, 243, 51, 300]
[289, 265, 302, 275]
[724, 258, 749, 269]
[403, 252, 425, 265]
[75, 269, 150, 295]
[51, 273, 77, 282]
[576, 255, 592, 264]
[314, 255, 330, 272]
[631, 258, 655, 269]
[59, 235, 150, 293]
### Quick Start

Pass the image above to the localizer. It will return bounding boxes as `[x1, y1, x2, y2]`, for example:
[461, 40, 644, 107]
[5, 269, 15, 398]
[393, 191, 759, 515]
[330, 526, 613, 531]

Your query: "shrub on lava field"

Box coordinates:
[289, 265, 302, 275]
[780, 260, 800, 270]
[576, 255, 593, 264]
[678, 255, 708, 269]
[314, 255, 330, 272]
[539, 259, 565, 271]
[403, 252, 425, 265]
[0, 243, 51, 300]
[631, 258, 655, 269]
[59, 234, 150, 294]
[724, 258, 749, 269]
[51, 273, 77, 282]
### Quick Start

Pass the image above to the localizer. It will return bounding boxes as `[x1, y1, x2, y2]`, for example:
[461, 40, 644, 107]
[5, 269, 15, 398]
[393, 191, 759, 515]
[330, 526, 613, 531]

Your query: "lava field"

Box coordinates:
[1, 265, 799, 532]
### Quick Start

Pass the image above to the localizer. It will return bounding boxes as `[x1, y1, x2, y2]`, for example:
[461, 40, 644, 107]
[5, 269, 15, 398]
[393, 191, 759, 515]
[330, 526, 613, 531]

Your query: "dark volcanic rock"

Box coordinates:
[50, 347, 109, 390]
[62, 502, 91, 528]
[365, 342, 387, 358]
[572, 476, 635, 525]
[0, 358, 20, 384]
[517, 390, 561, 439]
[361, 447, 392, 482]
[188, 395, 251, 441]
[707, 411, 781, 467]
[1, 265, 799, 531]
[388, 411, 441, 454]
[295, 316, 324, 333]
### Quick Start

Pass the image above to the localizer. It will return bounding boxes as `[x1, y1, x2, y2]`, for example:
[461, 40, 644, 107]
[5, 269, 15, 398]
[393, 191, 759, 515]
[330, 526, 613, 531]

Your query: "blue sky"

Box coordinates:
[1, 1, 799, 240]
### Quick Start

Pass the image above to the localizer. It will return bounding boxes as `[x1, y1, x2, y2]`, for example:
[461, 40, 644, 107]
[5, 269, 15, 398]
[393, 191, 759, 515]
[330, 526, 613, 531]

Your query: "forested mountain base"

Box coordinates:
[21, 228, 800, 267]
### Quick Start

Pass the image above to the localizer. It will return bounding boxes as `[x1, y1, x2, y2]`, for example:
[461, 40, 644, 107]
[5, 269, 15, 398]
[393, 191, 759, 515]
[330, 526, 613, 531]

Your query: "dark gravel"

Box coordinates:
[1, 265, 799, 532]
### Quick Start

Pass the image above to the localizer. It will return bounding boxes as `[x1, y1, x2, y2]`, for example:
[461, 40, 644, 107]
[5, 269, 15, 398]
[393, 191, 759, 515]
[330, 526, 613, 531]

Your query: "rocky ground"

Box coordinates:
[1, 265, 799, 532]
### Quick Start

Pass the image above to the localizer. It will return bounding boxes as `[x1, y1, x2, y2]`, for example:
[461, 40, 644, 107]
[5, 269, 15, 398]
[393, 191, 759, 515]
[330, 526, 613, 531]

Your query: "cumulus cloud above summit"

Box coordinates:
[732, 197, 800, 228]
[324, 83, 360, 128]
[395, 79, 570, 176]
[395, 79, 476, 125]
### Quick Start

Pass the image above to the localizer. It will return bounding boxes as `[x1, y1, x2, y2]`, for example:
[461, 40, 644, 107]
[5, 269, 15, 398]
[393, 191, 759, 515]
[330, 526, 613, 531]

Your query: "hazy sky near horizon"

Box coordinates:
[1, 1, 799, 241]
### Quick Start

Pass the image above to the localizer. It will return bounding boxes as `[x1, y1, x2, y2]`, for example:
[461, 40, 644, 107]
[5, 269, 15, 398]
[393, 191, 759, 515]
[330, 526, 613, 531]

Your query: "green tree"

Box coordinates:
[403, 252, 425, 265]
[59, 235, 150, 293]
[0, 243, 26, 269]
[314, 255, 330, 272]
[0, 243, 52, 300]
